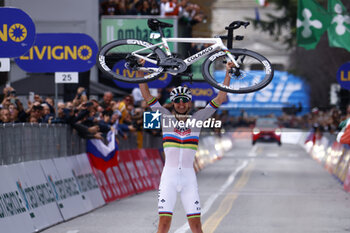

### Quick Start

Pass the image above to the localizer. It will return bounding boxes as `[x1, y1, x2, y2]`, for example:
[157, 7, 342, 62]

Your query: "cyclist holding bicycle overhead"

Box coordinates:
[138, 60, 234, 233]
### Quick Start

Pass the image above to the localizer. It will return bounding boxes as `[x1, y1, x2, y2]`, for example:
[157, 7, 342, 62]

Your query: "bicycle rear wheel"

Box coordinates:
[202, 48, 274, 93]
[97, 39, 167, 83]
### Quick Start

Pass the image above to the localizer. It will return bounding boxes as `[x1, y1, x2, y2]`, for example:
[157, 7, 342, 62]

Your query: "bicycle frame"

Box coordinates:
[131, 37, 240, 71]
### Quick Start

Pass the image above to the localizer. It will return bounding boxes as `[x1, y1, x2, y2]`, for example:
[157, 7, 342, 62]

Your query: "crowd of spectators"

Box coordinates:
[0, 86, 146, 142]
[100, 0, 207, 25]
[1, 85, 350, 142]
[214, 105, 350, 136]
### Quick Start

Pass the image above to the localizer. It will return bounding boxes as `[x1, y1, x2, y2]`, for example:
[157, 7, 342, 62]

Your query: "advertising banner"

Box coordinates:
[40, 159, 85, 221]
[337, 62, 350, 90]
[22, 161, 63, 228]
[66, 155, 105, 210]
[91, 167, 114, 202]
[117, 161, 136, 195]
[74, 154, 105, 208]
[112, 65, 172, 89]
[15, 33, 98, 72]
[7, 162, 62, 231]
[119, 150, 145, 193]
[184, 82, 216, 101]
[139, 149, 161, 189]
[146, 149, 164, 175]
[53, 157, 93, 219]
[130, 150, 153, 191]
[0, 7, 36, 58]
[0, 166, 35, 233]
[105, 166, 123, 200]
[101, 17, 177, 51]
[216, 71, 310, 116]
[111, 165, 131, 198]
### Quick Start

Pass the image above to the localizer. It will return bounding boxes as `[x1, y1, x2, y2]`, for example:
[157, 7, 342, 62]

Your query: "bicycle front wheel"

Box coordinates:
[97, 39, 167, 83]
[202, 48, 274, 93]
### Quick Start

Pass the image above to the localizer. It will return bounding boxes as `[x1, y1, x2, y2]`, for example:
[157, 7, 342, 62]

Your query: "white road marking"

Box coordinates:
[266, 153, 278, 158]
[248, 145, 258, 157]
[67, 230, 79, 233]
[174, 160, 249, 233]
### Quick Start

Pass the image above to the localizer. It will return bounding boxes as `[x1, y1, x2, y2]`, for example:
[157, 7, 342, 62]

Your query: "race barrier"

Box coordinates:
[0, 128, 231, 232]
[86, 133, 165, 201]
[303, 132, 350, 193]
[0, 154, 105, 232]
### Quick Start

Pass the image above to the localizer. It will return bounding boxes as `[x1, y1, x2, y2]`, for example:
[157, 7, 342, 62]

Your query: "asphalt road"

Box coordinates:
[41, 138, 350, 233]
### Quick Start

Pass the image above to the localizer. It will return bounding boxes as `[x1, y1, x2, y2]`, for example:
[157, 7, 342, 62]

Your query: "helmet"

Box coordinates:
[169, 86, 192, 102]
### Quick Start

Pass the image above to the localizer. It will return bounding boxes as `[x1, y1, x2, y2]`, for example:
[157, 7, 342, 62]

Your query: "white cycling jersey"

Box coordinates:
[147, 97, 219, 218]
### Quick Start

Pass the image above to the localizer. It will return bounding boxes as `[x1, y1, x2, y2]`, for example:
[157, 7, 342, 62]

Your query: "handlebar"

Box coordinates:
[225, 21, 250, 30]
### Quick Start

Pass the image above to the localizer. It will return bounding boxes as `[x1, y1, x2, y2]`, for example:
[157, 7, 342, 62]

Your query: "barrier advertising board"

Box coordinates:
[0, 166, 35, 233]
[15, 33, 98, 72]
[7, 163, 51, 231]
[40, 159, 83, 220]
[74, 154, 105, 208]
[130, 150, 153, 190]
[66, 155, 105, 211]
[0, 7, 36, 58]
[119, 150, 145, 193]
[22, 161, 63, 227]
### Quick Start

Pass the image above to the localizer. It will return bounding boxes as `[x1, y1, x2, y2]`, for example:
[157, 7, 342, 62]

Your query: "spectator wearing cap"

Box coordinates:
[30, 102, 44, 123]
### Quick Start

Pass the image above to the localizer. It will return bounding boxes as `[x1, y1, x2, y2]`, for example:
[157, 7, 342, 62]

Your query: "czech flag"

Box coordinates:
[87, 131, 119, 172]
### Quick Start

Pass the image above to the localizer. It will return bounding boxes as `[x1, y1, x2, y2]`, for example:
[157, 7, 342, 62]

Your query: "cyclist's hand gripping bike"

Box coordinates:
[98, 18, 274, 93]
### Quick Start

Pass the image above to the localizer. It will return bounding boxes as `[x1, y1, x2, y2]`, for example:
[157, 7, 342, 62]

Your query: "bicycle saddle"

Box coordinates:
[148, 18, 173, 31]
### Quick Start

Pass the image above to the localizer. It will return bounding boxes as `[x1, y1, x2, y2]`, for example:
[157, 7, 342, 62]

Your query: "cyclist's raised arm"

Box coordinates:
[212, 61, 234, 106]
[138, 82, 154, 103]
[137, 60, 155, 103]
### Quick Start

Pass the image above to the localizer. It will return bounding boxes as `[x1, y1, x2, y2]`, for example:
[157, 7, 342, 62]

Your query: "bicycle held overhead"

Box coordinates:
[97, 18, 274, 94]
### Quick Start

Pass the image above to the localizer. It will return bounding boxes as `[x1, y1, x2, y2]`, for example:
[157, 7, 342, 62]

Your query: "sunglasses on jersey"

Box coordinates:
[173, 97, 190, 103]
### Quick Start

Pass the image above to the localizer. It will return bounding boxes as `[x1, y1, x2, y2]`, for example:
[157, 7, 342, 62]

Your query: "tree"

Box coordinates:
[249, 0, 350, 111]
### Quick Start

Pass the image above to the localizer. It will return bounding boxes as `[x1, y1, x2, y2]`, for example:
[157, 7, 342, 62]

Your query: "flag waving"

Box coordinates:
[328, 0, 350, 52]
[255, 0, 268, 7]
[297, 0, 332, 49]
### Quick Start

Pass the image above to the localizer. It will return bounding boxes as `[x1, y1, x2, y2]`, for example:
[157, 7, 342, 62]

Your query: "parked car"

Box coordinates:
[252, 118, 282, 146]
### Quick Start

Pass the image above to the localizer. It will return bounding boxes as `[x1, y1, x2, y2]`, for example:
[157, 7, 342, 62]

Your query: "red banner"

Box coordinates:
[119, 150, 146, 193]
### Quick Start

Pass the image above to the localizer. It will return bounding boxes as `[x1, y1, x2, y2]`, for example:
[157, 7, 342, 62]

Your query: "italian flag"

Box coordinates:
[255, 0, 268, 6]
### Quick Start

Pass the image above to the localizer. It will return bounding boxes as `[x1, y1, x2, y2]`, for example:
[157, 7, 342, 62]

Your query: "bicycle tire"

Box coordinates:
[97, 39, 167, 83]
[202, 48, 274, 93]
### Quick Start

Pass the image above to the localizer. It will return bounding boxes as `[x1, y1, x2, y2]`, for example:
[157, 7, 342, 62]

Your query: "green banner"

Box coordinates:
[101, 17, 177, 52]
